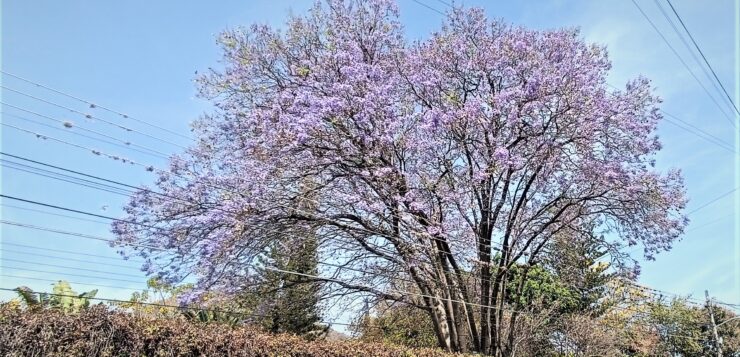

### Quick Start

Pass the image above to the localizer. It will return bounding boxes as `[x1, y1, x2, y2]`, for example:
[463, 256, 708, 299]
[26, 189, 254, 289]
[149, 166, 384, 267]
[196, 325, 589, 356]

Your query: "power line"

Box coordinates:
[1, 245, 402, 285]
[1, 203, 112, 225]
[0, 152, 147, 191]
[0, 215, 422, 295]
[0, 70, 194, 142]
[713, 300, 740, 310]
[2, 257, 144, 279]
[607, 83, 735, 155]
[628, 281, 706, 306]
[629, 279, 740, 310]
[0, 275, 141, 292]
[3, 154, 407, 322]
[2, 161, 134, 197]
[0, 228, 721, 312]
[2, 110, 170, 159]
[1, 157, 138, 195]
[0, 238, 512, 315]
[2, 122, 155, 168]
[0, 241, 143, 263]
[0, 219, 163, 251]
[0, 195, 162, 230]
[0, 198, 508, 295]
[0, 153, 430, 262]
[687, 187, 739, 215]
[661, 116, 736, 154]
[629, 0, 736, 127]
[0, 248, 140, 270]
[411, 0, 445, 15]
[270, 265, 716, 326]
[2, 162, 129, 197]
[0, 202, 422, 282]
[661, 111, 736, 153]
[0, 186, 411, 262]
[2, 265, 144, 285]
[3, 228, 710, 314]
[685, 213, 734, 233]
[651, 0, 735, 117]
[210, 268, 724, 340]
[0, 152, 191, 206]
[663, 112, 734, 148]
[1, 86, 188, 148]
[0, 151, 191, 211]
[0, 216, 473, 290]
[664, 0, 740, 117]
[0, 200, 558, 306]
[0, 238, 416, 292]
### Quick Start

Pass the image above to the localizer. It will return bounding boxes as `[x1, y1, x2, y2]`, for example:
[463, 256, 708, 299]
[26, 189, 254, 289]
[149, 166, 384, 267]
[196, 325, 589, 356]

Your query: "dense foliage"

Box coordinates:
[112, 0, 687, 354]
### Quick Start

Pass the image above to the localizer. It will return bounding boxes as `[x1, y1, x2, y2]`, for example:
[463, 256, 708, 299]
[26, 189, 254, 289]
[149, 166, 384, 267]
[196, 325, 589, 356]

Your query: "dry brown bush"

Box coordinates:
[0, 303, 471, 357]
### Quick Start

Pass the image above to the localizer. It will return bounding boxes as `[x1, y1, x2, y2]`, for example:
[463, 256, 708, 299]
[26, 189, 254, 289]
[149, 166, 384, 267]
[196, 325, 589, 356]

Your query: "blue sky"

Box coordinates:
[1, 0, 739, 322]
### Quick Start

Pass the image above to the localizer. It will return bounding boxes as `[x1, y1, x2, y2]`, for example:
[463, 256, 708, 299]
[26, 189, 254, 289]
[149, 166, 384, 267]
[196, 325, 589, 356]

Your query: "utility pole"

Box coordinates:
[706, 290, 723, 357]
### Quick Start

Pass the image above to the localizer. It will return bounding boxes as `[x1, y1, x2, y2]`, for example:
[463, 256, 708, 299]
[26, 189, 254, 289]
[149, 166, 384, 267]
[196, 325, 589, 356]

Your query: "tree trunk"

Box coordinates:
[427, 294, 453, 352]
[479, 227, 493, 353]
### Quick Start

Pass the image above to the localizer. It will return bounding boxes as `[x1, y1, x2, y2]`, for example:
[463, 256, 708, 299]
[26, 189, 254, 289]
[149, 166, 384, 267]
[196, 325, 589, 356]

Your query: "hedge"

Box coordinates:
[0, 304, 468, 357]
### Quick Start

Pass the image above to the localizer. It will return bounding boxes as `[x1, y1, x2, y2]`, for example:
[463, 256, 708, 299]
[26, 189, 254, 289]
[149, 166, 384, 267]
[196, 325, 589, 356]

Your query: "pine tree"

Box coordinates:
[252, 183, 326, 339]
[544, 231, 615, 315]
[268, 233, 325, 337]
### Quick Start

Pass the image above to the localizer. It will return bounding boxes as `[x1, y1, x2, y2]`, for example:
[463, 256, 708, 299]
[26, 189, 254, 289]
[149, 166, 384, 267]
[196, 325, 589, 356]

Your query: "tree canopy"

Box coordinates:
[112, 1, 687, 354]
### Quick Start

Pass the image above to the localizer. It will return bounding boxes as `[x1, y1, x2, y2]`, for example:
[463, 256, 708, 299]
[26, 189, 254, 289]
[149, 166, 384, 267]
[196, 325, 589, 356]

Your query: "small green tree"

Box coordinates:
[638, 297, 740, 356]
[505, 264, 579, 313]
[647, 298, 706, 356]
[119, 277, 192, 318]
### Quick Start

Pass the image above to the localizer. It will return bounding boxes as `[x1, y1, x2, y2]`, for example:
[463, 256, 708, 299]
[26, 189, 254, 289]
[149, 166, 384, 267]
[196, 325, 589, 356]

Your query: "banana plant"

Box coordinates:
[14, 286, 49, 311]
[14, 280, 97, 312]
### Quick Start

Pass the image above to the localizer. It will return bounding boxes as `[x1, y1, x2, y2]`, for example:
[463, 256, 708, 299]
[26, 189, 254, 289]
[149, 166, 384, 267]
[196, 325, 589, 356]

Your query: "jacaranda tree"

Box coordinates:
[113, 1, 687, 355]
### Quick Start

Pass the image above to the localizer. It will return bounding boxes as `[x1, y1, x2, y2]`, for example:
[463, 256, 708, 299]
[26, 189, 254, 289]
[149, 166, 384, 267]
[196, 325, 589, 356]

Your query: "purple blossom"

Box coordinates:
[494, 147, 509, 162]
